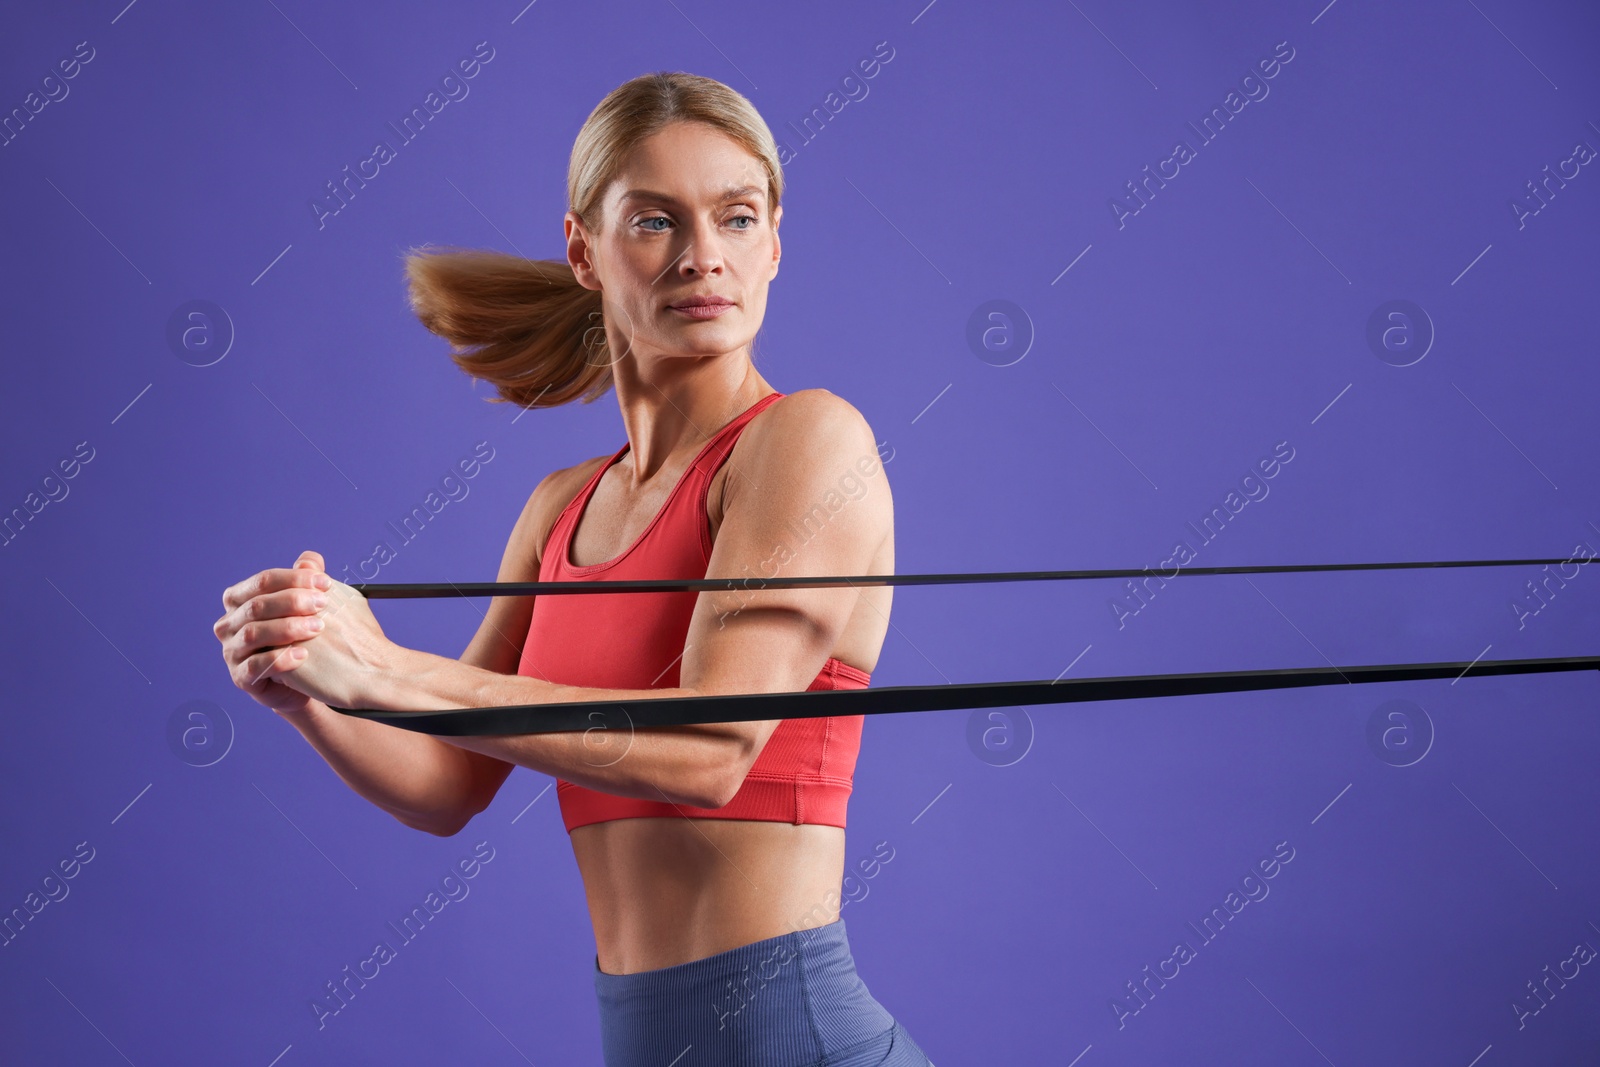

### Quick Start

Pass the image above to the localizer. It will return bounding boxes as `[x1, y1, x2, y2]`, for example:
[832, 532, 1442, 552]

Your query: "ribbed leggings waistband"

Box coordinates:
[592, 918, 897, 1067]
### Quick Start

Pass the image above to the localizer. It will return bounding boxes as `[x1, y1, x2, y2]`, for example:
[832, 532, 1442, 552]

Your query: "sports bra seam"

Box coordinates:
[742, 772, 855, 786]
[564, 771, 854, 786]
[819, 713, 835, 777]
[823, 657, 872, 679]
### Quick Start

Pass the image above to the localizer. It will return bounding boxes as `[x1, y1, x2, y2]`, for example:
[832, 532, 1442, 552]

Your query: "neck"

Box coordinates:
[609, 353, 772, 484]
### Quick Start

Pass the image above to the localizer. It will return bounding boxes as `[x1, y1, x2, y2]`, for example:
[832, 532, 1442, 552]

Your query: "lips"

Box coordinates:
[669, 296, 733, 309]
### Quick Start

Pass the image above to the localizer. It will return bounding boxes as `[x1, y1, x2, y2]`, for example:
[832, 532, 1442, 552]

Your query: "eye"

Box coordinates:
[637, 213, 758, 233]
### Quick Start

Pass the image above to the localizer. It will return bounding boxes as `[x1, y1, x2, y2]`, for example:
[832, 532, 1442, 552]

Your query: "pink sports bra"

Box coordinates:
[516, 390, 871, 832]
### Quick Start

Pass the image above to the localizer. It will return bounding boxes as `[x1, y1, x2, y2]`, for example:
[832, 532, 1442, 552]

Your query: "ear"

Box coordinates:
[770, 205, 782, 279]
[565, 211, 601, 291]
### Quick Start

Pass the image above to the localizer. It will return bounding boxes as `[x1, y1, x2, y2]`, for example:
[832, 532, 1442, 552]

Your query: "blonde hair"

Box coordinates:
[403, 71, 784, 409]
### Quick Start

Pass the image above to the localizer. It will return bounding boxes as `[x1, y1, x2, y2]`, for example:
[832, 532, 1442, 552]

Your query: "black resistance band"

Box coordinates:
[328, 557, 1598, 735]
[350, 556, 1590, 599]
[330, 655, 1600, 736]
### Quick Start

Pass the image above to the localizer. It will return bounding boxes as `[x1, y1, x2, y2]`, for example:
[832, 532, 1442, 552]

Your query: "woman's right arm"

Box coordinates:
[215, 468, 569, 836]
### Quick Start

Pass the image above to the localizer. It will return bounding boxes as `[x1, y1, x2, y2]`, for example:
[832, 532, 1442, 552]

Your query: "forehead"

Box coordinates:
[611, 123, 769, 206]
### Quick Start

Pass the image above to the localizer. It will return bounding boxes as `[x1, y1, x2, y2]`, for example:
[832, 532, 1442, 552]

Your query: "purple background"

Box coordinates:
[3, 1, 1599, 1064]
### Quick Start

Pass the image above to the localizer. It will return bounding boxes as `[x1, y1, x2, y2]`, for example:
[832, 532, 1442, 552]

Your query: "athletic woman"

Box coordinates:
[213, 71, 934, 1066]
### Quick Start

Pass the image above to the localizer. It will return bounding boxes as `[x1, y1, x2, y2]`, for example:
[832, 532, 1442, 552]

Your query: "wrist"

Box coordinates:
[372, 644, 434, 713]
[273, 698, 324, 729]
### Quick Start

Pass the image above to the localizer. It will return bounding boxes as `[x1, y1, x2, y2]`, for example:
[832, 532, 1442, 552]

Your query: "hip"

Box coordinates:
[592, 917, 934, 1067]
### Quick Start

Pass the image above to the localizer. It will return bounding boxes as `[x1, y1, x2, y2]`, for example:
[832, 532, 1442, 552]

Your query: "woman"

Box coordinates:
[213, 71, 933, 1066]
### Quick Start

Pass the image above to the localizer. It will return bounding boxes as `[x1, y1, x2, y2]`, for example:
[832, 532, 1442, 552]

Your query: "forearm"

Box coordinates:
[372, 647, 741, 809]
[275, 697, 490, 833]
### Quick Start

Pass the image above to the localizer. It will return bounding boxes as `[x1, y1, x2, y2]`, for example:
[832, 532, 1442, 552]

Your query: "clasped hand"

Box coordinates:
[214, 550, 396, 713]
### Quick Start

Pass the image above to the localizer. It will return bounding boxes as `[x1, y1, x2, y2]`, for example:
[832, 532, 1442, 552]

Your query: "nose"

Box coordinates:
[674, 217, 727, 277]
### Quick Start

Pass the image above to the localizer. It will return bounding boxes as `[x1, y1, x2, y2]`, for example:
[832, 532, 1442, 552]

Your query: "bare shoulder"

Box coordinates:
[724, 388, 891, 535]
[741, 388, 883, 475]
[760, 387, 872, 433]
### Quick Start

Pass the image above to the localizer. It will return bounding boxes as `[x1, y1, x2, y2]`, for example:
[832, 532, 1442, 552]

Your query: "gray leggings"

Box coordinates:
[593, 917, 934, 1066]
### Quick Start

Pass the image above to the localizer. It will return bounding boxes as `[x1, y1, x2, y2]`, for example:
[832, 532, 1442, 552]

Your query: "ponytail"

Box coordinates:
[404, 245, 616, 409]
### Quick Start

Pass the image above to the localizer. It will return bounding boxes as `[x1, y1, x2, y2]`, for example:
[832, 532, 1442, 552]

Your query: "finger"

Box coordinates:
[237, 644, 307, 689]
[316, 578, 366, 620]
[224, 614, 327, 662]
[294, 550, 326, 572]
[214, 586, 329, 642]
[222, 565, 331, 611]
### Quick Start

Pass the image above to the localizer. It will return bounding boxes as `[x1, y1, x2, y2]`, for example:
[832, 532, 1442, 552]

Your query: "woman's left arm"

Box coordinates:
[270, 390, 893, 810]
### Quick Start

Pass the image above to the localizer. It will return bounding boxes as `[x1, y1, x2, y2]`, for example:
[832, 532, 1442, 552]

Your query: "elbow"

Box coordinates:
[403, 763, 505, 835]
[690, 750, 752, 810]
[690, 783, 734, 811]
[393, 804, 476, 838]
[422, 814, 472, 837]
[688, 782, 737, 811]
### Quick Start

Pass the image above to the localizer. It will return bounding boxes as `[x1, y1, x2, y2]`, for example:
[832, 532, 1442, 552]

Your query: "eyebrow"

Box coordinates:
[618, 185, 766, 207]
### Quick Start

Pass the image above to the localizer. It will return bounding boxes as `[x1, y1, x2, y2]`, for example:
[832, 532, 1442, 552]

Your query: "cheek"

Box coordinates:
[738, 273, 771, 313]
[603, 282, 651, 334]
[597, 244, 661, 314]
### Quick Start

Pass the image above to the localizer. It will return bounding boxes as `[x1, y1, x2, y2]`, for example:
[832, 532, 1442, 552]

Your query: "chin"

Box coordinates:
[668, 332, 748, 358]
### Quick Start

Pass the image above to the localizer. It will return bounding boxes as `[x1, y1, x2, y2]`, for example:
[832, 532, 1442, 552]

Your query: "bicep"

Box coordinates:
[679, 392, 891, 714]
